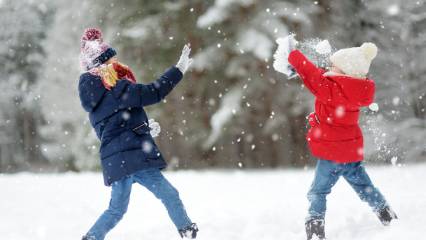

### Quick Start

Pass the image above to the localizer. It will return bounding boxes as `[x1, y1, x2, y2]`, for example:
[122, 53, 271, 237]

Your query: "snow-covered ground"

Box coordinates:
[0, 164, 424, 240]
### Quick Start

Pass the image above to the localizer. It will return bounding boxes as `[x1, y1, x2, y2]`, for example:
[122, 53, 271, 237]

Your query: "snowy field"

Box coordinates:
[0, 164, 424, 240]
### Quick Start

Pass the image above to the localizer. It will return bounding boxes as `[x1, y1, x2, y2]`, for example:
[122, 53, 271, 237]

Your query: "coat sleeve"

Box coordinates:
[288, 50, 332, 101]
[113, 66, 184, 107]
[355, 79, 375, 107]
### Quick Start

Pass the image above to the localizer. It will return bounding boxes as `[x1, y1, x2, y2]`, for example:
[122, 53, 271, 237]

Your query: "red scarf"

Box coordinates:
[89, 62, 137, 90]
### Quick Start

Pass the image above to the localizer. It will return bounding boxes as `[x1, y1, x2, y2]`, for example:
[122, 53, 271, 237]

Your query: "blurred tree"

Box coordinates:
[0, 0, 52, 172]
[2, 0, 423, 172]
[36, 0, 109, 171]
[361, 0, 426, 163]
[323, 0, 426, 163]
[99, 0, 327, 169]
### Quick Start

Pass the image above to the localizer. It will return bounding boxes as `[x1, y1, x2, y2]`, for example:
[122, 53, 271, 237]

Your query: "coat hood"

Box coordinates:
[324, 72, 375, 107]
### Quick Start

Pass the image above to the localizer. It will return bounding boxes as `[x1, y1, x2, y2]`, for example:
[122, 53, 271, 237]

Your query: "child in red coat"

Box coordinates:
[282, 38, 397, 240]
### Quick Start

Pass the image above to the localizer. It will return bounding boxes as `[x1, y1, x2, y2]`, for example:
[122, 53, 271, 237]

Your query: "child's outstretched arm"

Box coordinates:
[112, 44, 193, 107]
[79, 45, 193, 113]
[288, 50, 330, 100]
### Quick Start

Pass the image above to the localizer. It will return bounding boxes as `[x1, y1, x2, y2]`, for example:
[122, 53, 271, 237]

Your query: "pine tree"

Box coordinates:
[0, 0, 52, 171]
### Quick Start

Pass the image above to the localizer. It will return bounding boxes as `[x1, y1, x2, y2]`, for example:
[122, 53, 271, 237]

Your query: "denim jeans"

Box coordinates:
[307, 159, 388, 220]
[85, 168, 192, 240]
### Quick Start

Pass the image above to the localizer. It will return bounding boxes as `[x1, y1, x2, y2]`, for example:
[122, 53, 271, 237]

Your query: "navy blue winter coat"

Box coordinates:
[78, 66, 183, 186]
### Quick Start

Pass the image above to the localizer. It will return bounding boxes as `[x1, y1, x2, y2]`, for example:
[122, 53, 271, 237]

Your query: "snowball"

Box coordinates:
[273, 35, 297, 77]
[315, 40, 332, 55]
[298, 38, 333, 69]
[369, 103, 379, 112]
[148, 119, 161, 138]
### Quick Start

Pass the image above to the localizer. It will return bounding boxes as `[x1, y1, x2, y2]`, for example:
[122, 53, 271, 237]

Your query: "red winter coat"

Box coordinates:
[288, 50, 375, 163]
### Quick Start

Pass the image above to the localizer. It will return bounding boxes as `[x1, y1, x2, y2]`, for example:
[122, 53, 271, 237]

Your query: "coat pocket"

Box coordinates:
[132, 122, 151, 135]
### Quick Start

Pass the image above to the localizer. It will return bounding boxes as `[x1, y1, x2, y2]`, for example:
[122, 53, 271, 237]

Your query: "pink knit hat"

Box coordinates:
[79, 28, 117, 71]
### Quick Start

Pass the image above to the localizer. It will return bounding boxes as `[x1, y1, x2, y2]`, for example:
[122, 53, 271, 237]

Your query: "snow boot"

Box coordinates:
[376, 206, 398, 226]
[305, 218, 325, 240]
[179, 223, 199, 239]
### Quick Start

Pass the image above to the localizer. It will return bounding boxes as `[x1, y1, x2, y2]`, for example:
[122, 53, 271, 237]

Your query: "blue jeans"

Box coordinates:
[307, 159, 388, 220]
[85, 168, 192, 240]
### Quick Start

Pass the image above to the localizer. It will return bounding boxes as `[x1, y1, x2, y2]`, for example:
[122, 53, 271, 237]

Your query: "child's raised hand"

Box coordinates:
[273, 34, 298, 78]
[288, 34, 298, 51]
[176, 44, 193, 74]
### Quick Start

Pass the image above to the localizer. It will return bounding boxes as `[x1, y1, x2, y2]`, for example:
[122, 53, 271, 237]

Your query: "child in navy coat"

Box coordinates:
[78, 28, 198, 240]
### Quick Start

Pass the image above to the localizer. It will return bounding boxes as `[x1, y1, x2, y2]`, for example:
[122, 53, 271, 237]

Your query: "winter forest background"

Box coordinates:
[1, 0, 425, 173]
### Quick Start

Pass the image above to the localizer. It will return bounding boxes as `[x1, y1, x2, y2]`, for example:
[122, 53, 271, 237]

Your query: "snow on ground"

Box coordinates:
[0, 164, 424, 240]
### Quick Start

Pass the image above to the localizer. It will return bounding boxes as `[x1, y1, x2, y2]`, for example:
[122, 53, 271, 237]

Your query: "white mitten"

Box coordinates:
[176, 44, 193, 74]
[148, 119, 161, 138]
[273, 34, 298, 78]
[288, 34, 298, 51]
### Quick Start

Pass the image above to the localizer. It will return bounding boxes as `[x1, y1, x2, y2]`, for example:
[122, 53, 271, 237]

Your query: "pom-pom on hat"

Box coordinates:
[79, 28, 117, 71]
[329, 42, 378, 78]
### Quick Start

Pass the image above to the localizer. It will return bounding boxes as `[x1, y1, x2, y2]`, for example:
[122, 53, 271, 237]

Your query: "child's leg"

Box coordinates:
[307, 159, 341, 220]
[85, 176, 133, 240]
[133, 168, 193, 230]
[342, 162, 388, 212]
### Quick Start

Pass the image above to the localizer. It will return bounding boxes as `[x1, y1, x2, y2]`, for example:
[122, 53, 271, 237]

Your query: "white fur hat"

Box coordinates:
[329, 42, 378, 78]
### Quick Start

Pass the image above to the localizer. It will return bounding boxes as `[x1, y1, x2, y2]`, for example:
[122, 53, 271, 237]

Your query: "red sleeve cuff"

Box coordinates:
[288, 50, 306, 68]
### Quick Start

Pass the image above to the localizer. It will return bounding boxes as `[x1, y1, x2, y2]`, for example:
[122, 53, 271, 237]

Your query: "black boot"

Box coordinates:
[376, 206, 398, 226]
[179, 223, 199, 239]
[305, 218, 325, 240]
